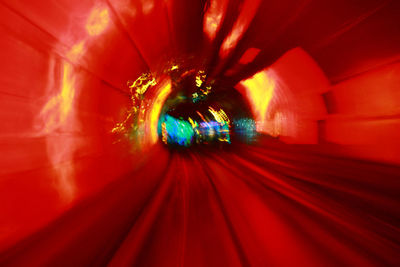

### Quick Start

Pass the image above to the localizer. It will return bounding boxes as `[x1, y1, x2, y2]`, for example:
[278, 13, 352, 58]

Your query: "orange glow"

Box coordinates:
[149, 81, 172, 144]
[141, 0, 155, 15]
[219, 0, 261, 58]
[67, 41, 85, 62]
[37, 61, 79, 201]
[40, 62, 76, 133]
[203, 0, 229, 40]
[86, 7, 110, 36]
[240, 69, 275, 132]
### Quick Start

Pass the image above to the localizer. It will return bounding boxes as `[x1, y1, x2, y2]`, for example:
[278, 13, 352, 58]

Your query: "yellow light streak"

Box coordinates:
[208, 107, 230, 124]
[39, 60, 78, 202]
[188, 117, 198, 128]
[149, 82, 172, 144]
[127, 73, 157, 96]
[240, 70, 275, 132]
[195, 70, 206, 87]
[40, 62, 76, 133]
[67, 41, 85, 62]
[170, 64, 179, 71]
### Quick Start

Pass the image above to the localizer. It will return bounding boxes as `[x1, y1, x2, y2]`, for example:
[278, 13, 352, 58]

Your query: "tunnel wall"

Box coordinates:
[0, 0, 399, 254]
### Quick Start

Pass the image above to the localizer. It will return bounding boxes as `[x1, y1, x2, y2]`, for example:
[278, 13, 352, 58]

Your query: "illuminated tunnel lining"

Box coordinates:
[0, 0, 399, 265]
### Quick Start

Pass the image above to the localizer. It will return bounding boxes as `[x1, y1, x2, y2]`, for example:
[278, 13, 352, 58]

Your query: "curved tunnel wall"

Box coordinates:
[0, 0, 399, 265]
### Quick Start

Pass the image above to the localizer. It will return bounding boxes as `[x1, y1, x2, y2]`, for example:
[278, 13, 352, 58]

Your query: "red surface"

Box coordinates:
[0, 0, 399, 266]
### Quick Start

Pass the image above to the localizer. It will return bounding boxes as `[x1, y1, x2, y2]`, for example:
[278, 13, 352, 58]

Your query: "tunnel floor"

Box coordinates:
[1, 137, 399, 266]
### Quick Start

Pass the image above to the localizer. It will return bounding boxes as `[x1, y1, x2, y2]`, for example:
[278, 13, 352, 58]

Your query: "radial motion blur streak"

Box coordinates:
[0, 0, 399, 266]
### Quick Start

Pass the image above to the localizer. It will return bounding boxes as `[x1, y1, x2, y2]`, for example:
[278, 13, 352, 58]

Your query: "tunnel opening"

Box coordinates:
[156, 68, 257, 148]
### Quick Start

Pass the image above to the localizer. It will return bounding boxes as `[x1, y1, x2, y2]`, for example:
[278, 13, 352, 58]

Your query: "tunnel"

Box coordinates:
[0, 0, 399, 265]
